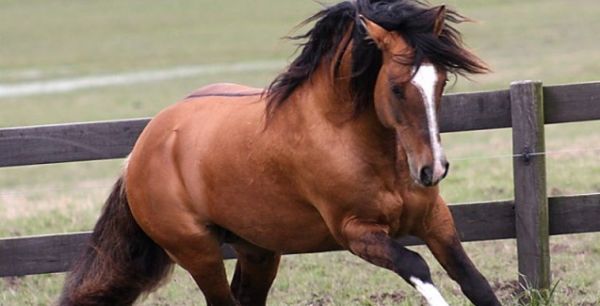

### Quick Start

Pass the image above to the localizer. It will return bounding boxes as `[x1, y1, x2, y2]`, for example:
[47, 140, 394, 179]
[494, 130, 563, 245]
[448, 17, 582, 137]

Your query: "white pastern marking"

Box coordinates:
[410, 276, 449, 306]
[410, 64, 445, 179]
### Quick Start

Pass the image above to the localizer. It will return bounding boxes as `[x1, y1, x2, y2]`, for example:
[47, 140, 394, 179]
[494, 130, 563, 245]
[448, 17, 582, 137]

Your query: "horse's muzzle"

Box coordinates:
[419, 160, 449, 187]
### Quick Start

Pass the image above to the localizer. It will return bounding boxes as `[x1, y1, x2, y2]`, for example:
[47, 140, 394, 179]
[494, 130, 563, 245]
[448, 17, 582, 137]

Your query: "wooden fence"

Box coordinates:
[1, 81, 599, 291]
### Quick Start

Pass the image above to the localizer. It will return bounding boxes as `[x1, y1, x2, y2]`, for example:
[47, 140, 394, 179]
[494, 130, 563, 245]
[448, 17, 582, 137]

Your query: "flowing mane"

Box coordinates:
[266, 0, 488, 116]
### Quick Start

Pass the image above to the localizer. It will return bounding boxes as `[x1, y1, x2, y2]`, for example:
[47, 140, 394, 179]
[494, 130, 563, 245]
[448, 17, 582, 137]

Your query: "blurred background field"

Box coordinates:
[0, 0, 599, 305]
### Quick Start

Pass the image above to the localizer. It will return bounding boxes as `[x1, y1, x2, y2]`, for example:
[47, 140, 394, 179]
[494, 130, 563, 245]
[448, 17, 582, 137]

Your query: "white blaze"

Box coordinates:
[410, 276, 449, 306]
[410, 64, 445, 180]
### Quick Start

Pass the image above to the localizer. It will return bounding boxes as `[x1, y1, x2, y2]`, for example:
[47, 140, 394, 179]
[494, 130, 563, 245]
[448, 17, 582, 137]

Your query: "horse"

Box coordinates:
[59, 1, 501, 305]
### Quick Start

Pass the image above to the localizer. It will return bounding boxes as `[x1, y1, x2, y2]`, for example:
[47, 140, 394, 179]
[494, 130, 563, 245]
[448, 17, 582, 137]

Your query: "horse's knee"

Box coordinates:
[342, 225, 432, 284]
[391, 247, 432, 284]
[344, 229, 448, 304]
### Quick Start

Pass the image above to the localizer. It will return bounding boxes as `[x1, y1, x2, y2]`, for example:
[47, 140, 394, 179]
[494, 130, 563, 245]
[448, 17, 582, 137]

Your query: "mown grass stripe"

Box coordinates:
[0, 60, 285, 98]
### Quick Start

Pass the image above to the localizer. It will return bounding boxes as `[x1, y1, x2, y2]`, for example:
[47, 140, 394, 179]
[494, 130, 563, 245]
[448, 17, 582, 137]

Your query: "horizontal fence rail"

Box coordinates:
[1, 194, 599, 277]
[0, 119, 148, 167]
[1, 82, 600, 168]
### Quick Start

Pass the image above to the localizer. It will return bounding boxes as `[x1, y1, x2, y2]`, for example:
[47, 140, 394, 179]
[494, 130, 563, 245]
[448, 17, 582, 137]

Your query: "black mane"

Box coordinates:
[266, 0, 488, 116]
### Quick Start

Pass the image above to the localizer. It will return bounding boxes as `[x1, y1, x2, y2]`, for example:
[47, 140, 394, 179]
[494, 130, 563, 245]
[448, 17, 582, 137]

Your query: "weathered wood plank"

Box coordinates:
[510, 80, 550, 290]
[0, 232, 90, 277]
[0, 200, 515, 277]
[440, 82, 600, 131]
[2, 194, 598, 277]
[0, 232, 236, 277]
[0, 92, 512, 168]
[2, 194, 597, 277]
[544, 82, 600, 124]
[1, 82, 599, 168]
[451, 200, 516, 241]
[0, 119, 149, 167]
[440, 89, 512, 132]
[549, 194, 600, 235]
[0, 90, 515, 168]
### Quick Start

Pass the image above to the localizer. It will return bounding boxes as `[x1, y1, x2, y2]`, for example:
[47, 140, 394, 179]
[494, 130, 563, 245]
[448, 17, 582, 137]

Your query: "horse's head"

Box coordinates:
[265, 1, 487, 187]
[360, 10, 447, 186]
[356, 4, 487, 187]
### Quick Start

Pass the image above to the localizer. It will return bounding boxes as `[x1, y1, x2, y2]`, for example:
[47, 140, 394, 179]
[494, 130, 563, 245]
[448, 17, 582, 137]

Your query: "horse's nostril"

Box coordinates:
[442, 161, 450, 179]
[419, 166, 433, 186]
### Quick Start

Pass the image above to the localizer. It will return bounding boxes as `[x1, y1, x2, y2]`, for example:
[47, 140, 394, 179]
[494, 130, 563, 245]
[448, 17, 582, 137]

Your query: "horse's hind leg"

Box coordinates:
[230, 240, 281, 306]
[165, 231, 239, 306]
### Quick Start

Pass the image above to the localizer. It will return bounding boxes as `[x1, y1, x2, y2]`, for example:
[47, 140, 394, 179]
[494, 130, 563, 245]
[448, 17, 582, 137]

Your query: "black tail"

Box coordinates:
[58, 176, 173, 306]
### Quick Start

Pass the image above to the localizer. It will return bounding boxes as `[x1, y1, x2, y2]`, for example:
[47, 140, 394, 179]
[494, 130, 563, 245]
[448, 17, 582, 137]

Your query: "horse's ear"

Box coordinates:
[433, 5, 446, 37]
[359, 15, 389, 49]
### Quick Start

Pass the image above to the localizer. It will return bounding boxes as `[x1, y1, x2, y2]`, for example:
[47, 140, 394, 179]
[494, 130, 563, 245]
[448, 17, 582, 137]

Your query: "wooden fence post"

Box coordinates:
[510, 80, 550, 291]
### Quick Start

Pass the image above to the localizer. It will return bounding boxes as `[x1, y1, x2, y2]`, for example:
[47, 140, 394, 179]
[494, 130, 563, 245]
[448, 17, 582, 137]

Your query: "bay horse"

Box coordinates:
[59, 1, 501, 305]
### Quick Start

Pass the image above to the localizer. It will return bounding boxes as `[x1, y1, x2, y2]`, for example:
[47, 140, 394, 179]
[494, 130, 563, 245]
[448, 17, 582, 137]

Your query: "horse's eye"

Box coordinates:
[391, 85, 405, 100]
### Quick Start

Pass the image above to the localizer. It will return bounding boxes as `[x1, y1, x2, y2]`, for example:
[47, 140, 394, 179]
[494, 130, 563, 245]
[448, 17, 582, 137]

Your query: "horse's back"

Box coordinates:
[187, 82, 263, 98]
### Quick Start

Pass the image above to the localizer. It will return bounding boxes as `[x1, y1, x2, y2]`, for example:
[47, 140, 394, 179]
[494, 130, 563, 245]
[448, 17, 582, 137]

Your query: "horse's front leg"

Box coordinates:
[419, 197, 501, 306]
[343, 222, 449, 306]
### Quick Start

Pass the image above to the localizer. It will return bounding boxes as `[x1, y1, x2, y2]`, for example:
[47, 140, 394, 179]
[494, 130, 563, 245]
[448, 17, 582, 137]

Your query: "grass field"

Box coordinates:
[1, 0, 599, 305]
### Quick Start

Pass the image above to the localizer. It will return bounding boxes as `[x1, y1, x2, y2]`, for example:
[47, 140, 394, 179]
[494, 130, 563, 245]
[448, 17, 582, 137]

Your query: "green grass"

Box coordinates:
[0, 0, 316, 75]
[515, 281, 560, 306]
[1, 0, 599, 305]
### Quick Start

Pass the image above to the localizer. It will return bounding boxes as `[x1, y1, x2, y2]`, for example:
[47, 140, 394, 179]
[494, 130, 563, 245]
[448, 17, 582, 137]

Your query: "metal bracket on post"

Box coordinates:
[510, 80, 550, 292]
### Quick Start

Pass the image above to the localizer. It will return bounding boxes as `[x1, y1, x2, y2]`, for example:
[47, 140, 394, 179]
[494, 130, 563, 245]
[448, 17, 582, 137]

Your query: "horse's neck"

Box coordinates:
[293, 63, 398, 155]
[306, 63, 417, 184]
[304, 64, 355, 122]
[295, 27, 357, 123]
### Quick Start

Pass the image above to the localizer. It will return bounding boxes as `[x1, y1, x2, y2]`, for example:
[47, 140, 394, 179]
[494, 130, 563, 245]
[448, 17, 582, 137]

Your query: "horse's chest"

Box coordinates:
[394, 190, 437, 235]
[367, 188, 435, 237]
[373, 191, 405, 221]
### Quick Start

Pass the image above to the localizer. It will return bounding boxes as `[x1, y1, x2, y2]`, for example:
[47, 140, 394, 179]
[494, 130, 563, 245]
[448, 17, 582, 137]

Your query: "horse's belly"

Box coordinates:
[207, 191, 341, 253]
